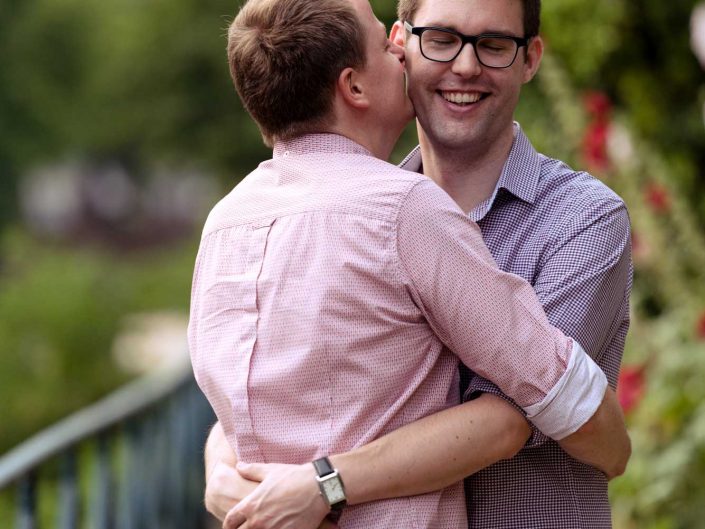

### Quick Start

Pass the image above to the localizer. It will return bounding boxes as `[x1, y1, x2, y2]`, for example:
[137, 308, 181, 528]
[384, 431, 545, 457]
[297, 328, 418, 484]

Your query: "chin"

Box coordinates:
[433, 128, 483, 151]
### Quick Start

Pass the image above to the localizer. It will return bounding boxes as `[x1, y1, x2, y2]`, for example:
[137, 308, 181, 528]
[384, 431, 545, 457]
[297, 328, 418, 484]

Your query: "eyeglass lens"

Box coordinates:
[420, 29, 518, 67]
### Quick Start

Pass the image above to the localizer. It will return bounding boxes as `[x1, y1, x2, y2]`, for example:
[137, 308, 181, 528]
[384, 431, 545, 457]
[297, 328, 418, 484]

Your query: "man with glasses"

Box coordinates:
[202, 0, 632, 527]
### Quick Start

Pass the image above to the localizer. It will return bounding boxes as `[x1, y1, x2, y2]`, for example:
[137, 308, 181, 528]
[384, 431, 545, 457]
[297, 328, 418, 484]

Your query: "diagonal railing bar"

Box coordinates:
[0, 357, 215, 529]
[0, 360, 193, 488]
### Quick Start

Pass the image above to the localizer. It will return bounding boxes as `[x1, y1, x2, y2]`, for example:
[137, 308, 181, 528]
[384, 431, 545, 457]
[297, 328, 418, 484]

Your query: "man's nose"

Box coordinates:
[451, 42, 482, 77]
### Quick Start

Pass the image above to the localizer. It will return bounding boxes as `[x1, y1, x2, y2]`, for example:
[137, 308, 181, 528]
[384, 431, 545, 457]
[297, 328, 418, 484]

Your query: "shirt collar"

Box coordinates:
[498, 123, 541, 206]
[273, 133, 372, 158]
[398, 123, 541, 219]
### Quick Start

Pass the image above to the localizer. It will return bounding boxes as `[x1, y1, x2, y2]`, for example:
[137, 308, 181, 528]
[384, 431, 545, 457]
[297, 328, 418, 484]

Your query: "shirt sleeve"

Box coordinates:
[395, 179, 608, 440]
[465, 195, 632, 446]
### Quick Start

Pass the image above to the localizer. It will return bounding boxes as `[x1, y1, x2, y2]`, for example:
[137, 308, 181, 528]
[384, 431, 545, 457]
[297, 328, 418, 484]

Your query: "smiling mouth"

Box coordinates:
[440, 91, 487, 106]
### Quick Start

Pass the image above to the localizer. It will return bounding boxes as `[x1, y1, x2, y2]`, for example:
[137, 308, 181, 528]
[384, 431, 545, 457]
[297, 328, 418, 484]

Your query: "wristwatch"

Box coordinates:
[312, 456, 346, 522]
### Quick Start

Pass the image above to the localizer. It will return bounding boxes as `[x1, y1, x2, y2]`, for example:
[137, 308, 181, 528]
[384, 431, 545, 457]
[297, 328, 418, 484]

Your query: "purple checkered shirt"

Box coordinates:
[400, 123, 632, 529]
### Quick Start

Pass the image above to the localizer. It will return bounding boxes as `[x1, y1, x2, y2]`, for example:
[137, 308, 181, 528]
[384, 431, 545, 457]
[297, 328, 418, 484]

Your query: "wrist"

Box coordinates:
[330, 441, 386, 505]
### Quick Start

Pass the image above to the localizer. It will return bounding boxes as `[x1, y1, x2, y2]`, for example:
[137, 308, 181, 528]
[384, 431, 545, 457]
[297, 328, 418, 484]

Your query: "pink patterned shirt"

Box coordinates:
[188, 134, 606, 528]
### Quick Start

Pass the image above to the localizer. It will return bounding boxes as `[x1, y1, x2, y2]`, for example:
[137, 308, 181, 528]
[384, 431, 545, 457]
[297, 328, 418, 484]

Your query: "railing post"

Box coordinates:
[58, 449, 79, 529]
[174, 397, 189, 526]
[90, 434, 113, 529]
[185, 385, 210, 528]
[16, 472, 38, 529]
[116, 423, 138, 529]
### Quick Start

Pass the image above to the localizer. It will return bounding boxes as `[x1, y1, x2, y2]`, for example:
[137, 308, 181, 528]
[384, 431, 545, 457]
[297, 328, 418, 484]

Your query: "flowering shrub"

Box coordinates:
[582, 92, 612, 173]
[520, 46, 705, 529]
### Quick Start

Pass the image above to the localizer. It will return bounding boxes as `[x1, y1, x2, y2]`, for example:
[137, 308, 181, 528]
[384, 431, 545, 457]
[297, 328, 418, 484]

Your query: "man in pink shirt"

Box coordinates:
[188, 0, 630, 527]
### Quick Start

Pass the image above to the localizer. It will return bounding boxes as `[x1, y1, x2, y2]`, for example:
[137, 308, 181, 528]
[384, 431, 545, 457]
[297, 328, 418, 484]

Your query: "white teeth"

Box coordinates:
[442, 92, 481, 104]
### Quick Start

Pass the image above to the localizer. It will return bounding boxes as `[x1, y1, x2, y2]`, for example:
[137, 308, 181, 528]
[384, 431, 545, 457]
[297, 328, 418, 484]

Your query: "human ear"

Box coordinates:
[522, 35, 544, 83]
[389, 20, 405, 47]
[336, 66, 370, 109]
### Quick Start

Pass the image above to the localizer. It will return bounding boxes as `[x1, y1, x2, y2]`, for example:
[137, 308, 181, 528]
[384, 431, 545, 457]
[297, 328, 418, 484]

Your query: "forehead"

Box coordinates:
[414, 0, 523, 34]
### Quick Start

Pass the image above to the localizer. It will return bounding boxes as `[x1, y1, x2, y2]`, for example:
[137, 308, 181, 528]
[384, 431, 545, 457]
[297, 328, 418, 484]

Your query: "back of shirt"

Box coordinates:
[189, 134, 467, 528]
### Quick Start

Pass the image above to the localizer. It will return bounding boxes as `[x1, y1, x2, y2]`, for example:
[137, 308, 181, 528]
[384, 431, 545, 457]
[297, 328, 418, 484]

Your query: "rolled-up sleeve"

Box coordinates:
[465, 197, 631, 445]
[395, 179, 608, 439]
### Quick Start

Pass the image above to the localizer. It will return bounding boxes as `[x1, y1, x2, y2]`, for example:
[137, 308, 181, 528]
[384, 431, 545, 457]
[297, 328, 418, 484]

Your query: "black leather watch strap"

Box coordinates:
[313, 456, 335, 477]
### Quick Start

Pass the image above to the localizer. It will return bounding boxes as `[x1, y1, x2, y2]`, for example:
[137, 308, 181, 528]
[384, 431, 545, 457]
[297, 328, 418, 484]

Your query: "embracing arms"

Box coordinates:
[205, 393, 531, 527]
[205, 387, 627, 528]
[202, 182, 632, 526]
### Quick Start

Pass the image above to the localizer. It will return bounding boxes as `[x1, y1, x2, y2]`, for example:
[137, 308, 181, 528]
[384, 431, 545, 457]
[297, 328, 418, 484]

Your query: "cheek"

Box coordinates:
[403, 57, 432, 85]
[504, 78, 524, 102]
[405, 70, 435, 102]
[407, 60, 457, 92]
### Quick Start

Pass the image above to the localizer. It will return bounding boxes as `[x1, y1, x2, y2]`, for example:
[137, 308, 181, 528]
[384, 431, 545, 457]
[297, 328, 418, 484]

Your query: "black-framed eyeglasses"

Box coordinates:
[404, 21, 529, 68]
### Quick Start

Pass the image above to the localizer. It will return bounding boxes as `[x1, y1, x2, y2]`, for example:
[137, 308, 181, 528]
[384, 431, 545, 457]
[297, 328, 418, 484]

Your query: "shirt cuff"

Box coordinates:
[523, 340, 607, 440]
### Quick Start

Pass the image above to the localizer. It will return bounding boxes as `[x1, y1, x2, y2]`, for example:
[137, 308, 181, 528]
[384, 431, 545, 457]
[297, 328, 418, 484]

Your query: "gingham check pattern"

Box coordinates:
[401, 123, 633, 529]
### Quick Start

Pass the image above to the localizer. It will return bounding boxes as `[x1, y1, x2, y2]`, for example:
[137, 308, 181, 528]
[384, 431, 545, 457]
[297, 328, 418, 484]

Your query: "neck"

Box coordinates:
[327, 94, 407, 161]
[418, 124, 516, 213]
[326, 120, 400, 162]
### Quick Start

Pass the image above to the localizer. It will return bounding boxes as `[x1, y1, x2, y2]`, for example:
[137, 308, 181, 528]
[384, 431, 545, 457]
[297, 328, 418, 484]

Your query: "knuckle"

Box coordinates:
[209, 467, 229, 489]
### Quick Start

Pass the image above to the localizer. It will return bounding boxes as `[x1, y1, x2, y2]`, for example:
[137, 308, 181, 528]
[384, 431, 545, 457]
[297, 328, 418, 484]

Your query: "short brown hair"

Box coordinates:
[397, 0, 541, 38]
[228, 0, 366, 146]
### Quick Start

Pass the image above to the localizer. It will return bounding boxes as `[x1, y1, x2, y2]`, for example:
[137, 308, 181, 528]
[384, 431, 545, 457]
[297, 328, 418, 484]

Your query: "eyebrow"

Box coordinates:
[420, 22, 521, 37]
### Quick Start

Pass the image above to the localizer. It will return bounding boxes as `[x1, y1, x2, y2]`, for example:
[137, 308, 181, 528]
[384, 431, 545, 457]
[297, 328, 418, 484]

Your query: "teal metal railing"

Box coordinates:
[0, 359, 215, 529]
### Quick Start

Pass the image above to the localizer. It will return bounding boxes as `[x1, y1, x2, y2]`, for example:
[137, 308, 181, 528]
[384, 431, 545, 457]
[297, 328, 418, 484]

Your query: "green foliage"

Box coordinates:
[540, 0, 705, 224]
[0, 230, 198, 453]
[370, 0, 398, 21]
[524, 41, 705, 529]
[607, 1, 705, 153]
[542, 0, 627, 85]
[0, 0, 270, 183]
[611, 312, 705, 529]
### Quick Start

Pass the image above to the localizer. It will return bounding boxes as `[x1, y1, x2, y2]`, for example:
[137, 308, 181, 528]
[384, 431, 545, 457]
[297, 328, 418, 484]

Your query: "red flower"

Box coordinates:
[581, 91, 612, 173]
[617, 365, 646, 414]
[584, 91, 612, 118]
[696, 312, 705, 340]
[644, 183, 671, 214]
[582, 122, 610, 172]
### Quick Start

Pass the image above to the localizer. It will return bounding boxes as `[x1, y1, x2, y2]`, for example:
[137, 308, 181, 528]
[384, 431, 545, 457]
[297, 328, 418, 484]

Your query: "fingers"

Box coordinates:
[223, 506, 247, 529]
[223, 463, 327, 529]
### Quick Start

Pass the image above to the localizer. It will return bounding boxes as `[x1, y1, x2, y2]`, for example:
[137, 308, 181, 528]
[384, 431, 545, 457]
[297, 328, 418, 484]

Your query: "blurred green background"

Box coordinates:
[1, 0, 705, 527]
